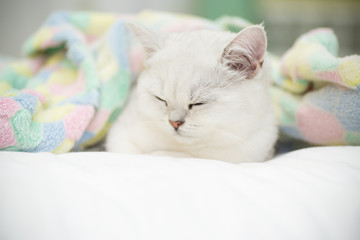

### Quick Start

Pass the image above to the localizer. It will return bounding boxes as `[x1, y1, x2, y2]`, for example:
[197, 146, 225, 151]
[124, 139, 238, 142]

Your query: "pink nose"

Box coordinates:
[169, 120, 184, 130]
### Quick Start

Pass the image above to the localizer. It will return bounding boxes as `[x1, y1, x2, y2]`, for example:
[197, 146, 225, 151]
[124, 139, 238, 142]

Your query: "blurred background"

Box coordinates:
[0, 0, 359, 57]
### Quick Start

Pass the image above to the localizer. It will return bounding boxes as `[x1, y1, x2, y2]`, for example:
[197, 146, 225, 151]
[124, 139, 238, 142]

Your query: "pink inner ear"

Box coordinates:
[246, 28, 267, 61]
[222, 26, 267, 78]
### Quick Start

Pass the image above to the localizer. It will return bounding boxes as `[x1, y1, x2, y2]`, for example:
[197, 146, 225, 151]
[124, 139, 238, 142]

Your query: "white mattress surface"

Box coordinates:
[1, 147, 360, 240]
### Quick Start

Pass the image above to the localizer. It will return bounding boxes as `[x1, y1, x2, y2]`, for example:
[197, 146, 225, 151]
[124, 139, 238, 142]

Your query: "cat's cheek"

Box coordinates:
[153, 106, 170, 128]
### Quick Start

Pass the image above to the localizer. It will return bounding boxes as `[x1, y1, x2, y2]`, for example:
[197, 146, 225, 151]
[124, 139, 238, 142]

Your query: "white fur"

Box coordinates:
[106, 25, 278, 163]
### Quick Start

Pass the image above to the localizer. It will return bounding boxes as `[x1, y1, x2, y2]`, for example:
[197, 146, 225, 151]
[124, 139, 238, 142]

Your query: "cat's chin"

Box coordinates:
[169, 129, 199, 145]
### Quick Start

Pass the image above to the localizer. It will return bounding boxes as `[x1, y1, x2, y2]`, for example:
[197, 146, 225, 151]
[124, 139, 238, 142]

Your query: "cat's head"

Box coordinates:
[128, 23, 270, 144]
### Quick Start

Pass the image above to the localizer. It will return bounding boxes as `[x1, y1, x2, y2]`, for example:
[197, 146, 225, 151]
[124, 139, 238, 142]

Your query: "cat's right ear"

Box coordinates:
[126, 22, 162, 58]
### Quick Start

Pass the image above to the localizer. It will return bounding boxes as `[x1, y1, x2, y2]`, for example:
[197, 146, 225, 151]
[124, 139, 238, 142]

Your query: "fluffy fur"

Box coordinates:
[106, 23, 277, 163]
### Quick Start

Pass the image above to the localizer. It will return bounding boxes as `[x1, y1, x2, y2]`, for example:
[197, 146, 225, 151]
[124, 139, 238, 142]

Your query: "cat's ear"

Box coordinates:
[221, 25, 267, 79]
[126, 22, 162, 58]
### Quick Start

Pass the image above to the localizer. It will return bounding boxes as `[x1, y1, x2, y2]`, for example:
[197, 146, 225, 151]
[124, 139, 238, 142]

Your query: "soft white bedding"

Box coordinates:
[0, 147, 360, 240]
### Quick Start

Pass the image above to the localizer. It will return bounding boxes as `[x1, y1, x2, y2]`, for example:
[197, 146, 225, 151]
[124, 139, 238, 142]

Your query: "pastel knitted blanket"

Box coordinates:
[0, 10, 359, 153]
[271, 28, 360, 146]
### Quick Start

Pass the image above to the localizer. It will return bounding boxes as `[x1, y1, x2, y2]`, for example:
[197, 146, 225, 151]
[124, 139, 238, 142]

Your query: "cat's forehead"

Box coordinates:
[151, 54, 216, 90]
[149, 30, 232, 68]
[149, 42, 222, 84]
[153, 47, 218, 71]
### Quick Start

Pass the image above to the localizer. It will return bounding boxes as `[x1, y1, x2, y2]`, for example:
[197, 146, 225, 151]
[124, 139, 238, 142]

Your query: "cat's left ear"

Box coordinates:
[126, 22, 162, 58]
[221, 25, 267, 79]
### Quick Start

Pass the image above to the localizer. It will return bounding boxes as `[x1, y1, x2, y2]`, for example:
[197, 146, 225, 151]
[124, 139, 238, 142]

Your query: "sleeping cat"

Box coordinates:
[106, 23, 277, 163]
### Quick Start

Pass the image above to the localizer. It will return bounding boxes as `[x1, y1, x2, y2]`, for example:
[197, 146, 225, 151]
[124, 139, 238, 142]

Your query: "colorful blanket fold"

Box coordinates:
[271, 28, 360, 145]
[0, 10, 359, 153]
[0, 13, 132, 153]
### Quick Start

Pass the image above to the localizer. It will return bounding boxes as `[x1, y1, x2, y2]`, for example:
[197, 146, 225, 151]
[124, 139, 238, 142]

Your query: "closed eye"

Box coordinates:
[188, 102, 205, 110]
[155, 96, 167, 106]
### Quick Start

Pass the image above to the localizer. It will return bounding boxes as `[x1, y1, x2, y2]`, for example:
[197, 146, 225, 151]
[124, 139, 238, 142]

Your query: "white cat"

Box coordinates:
[106, 23, 278, 163]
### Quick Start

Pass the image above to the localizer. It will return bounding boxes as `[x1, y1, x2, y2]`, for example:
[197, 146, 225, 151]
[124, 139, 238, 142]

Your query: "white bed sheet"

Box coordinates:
[0, 147, 360, 240]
